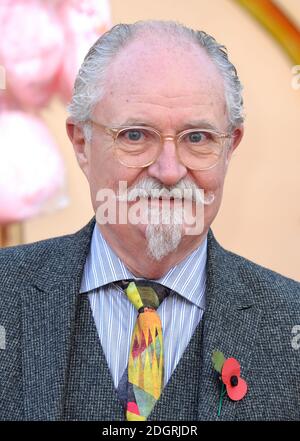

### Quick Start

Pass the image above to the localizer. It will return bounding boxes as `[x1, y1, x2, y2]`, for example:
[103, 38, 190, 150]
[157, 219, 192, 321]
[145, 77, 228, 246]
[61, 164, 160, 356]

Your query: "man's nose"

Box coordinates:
[147, 138, 188, 186]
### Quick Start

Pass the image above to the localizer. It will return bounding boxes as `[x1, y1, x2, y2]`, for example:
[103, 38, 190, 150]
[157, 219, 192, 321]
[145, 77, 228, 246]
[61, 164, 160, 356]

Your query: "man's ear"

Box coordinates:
[66, 117, 90, 177]
[225, 125, 244, 165]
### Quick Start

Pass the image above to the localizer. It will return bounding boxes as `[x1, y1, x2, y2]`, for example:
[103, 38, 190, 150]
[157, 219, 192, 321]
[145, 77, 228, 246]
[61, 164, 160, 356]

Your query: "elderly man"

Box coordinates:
[1, 20, 299, 421]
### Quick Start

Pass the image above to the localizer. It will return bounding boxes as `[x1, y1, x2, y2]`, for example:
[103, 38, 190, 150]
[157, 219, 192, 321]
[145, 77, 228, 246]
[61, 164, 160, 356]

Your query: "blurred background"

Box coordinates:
[0, 0, 299, 281]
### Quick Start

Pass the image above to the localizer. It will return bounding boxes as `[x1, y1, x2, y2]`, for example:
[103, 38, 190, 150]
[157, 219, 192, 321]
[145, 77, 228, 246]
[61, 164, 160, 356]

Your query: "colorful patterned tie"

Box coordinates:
[116, 280, 170, 421]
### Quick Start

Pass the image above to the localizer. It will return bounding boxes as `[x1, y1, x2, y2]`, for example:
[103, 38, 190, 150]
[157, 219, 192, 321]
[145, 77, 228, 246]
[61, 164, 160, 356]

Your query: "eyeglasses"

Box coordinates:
[90, 121, 232, 170]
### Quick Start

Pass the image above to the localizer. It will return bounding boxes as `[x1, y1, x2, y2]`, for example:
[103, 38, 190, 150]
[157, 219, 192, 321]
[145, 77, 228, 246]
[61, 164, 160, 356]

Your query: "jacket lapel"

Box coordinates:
[197, 230, 262, 420]
[21, 218, 96, 420]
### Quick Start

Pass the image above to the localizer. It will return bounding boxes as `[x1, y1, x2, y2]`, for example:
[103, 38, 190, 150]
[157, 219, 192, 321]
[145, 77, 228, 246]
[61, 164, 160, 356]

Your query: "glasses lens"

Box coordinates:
[115, 127, 160, 167]
[178, 130, 224, 170]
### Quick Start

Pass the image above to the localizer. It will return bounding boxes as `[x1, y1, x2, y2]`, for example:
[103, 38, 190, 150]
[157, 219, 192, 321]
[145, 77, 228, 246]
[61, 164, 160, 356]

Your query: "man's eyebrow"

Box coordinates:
[116, 118, 151, 127]
[115, 118, 219, 131]
[181, 120, 219, 131]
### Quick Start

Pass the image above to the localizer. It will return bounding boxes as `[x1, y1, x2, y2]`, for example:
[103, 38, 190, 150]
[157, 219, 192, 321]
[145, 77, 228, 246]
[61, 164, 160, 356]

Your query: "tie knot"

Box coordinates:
[117, 280, 170, 312]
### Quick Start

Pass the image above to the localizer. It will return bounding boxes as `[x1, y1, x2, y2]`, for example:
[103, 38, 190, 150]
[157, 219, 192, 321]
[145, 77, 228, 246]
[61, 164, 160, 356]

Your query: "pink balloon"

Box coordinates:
[57, 0, 111, 102]
[0, 90, 19, 113]
[0, 111, 66, 223]
[0, 0, 65, 109]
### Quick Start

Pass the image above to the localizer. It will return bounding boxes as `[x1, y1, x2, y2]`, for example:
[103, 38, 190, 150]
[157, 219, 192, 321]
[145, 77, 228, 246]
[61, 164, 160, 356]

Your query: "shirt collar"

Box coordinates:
[80, 224, 207, 310]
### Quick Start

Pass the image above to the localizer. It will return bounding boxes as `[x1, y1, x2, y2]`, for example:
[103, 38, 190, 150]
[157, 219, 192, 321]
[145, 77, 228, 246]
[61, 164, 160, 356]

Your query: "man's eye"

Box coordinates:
[188, 131, 206, 143]
[124, 130, 143, 141]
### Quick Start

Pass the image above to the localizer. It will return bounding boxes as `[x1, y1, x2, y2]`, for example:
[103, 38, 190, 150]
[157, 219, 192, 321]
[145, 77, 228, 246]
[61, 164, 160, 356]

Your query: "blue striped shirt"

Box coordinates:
[80, 224, 207, 388]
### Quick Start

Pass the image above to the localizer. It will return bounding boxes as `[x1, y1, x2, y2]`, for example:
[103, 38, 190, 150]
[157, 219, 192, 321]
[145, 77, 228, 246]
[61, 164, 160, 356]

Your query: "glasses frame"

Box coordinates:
[89, 120, 232, 171]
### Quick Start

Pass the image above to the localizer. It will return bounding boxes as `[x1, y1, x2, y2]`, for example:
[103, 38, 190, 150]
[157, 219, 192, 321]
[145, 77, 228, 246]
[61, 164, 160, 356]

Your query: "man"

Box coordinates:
[1, 20, 299, 421]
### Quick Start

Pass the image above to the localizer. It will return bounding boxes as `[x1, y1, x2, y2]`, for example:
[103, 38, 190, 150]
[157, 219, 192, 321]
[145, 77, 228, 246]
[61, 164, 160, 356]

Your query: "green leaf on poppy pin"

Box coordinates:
[212, 350, 225, 374]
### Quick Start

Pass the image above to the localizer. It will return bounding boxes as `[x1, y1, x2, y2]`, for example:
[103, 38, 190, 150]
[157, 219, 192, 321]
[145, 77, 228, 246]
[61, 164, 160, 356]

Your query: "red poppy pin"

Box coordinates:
[212, 350, 248, 416]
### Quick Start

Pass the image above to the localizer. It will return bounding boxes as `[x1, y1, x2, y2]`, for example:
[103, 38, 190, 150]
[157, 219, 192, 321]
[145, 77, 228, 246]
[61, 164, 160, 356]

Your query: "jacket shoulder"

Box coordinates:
[226, 246, 299, 288]
[208, 230, 300, 310]
[0, 232, 75, 286]
[0, 217, 95, 293]
[227, 247, 300, 309]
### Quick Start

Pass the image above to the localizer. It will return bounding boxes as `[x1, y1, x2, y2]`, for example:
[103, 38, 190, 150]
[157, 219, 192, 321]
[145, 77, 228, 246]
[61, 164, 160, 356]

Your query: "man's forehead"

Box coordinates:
[93, 36, 228, 126]
[104, 36, 224, 97]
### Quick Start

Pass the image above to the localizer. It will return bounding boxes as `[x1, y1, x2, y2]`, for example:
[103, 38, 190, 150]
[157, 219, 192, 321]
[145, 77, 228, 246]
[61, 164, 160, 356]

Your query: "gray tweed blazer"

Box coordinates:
[0, 218, 299, 420]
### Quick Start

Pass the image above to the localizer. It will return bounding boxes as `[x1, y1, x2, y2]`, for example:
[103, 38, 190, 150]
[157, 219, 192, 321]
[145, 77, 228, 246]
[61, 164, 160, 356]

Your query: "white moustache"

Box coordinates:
[116, 178, 215, 205]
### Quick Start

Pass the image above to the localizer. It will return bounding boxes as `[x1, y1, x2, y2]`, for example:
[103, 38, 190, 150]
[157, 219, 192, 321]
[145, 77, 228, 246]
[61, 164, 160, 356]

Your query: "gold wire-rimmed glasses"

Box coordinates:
[89, 120, 232, 171]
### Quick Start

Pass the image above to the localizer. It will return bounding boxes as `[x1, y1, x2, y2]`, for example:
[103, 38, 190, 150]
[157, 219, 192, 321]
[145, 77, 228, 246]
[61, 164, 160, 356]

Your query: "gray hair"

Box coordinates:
[68, 20, 244, 140]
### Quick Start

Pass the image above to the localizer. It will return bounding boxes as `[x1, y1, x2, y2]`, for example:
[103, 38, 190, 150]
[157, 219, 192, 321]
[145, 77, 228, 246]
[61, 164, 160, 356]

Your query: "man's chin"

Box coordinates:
[144, 222, 184, 261]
